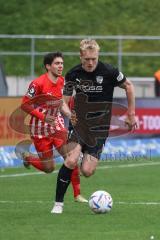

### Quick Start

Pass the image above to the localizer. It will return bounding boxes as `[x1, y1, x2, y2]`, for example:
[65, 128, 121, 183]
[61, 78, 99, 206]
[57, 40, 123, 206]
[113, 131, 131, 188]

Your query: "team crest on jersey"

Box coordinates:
[96, 76, 103, 84]
[27, 86, 36, 98]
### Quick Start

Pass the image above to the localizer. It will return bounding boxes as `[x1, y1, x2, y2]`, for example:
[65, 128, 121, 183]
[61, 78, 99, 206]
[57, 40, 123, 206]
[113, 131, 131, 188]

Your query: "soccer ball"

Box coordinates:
[89, 190, 113, 214]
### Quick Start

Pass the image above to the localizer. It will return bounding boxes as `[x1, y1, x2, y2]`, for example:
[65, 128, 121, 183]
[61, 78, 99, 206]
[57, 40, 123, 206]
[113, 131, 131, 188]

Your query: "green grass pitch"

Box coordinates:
[0, 159, 160, 240]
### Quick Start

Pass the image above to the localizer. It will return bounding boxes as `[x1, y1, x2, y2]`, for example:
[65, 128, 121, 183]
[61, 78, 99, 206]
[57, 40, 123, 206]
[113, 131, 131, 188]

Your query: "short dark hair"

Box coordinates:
[43, 52, 63, 70]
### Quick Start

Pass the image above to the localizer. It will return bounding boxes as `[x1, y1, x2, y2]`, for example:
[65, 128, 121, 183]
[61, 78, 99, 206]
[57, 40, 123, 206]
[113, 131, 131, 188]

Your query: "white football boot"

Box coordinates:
[51, 202, 64, 214]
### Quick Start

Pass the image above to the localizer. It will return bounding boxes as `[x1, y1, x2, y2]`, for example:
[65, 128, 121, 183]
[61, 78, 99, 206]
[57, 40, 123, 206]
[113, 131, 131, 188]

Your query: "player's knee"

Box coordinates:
[43, 165, 55, 173]
[82, 169, 95, 178]
[65, 158, 77, 169]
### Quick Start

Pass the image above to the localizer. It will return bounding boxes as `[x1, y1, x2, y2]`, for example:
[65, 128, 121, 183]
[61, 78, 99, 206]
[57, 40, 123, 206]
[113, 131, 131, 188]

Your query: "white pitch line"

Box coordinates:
[98, 161, 160, 169]
[0, 200, 50, 204]
[0, 200, 160, 205]
[0, 171, 44, 178]
[117, 201, 160, 205]
[0, 170, 58, 178]
[0, 161, 160, 178]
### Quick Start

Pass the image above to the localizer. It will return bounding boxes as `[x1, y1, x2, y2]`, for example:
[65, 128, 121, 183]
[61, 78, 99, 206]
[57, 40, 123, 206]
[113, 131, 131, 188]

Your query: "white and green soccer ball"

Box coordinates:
[89, 190, 113, 214]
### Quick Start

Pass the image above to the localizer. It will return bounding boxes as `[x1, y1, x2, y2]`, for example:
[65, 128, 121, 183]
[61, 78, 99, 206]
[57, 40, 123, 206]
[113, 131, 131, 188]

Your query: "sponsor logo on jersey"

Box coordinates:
[79, 85, 103, 92]
[117, 72, 124, 81]
[96, 76, 103, 84]
[64, 80, 103, 93]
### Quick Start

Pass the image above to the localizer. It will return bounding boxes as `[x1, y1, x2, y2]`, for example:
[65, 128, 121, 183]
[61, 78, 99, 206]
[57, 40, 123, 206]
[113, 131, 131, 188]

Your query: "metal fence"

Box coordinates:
[0, 34, 160, 96]
[1, 34, 160, 77]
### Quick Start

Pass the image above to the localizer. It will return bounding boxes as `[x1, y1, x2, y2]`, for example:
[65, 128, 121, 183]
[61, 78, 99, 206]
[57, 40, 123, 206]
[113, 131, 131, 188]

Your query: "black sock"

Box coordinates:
[55, 164, 73, 202]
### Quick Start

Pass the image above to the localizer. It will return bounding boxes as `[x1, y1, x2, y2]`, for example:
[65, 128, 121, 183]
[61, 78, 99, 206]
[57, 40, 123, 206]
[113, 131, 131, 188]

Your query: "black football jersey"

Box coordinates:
[64, 61, 126, 103]
[64, 61, 126, 133]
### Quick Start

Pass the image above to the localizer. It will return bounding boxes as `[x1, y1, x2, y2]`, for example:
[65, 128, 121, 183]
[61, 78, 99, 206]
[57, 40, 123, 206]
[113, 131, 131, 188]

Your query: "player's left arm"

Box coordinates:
[119, 79, 138, 130]
[60, 99, 72, 119]
[60, 99, 77, 126]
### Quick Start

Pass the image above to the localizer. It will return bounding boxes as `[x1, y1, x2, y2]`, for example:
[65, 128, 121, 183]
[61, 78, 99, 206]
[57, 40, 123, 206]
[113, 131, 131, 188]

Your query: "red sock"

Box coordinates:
[71, 165, 80, 198]
[26, 156, 45, 172]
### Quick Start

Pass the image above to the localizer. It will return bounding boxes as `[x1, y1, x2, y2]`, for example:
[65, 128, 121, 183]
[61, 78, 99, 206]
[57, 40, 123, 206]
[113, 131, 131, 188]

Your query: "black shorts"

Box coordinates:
[68, 128, 107, 159]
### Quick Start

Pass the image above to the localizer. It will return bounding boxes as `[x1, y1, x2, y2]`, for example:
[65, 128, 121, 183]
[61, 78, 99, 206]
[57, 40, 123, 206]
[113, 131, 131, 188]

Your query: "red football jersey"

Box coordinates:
[22, 73, 66, 138]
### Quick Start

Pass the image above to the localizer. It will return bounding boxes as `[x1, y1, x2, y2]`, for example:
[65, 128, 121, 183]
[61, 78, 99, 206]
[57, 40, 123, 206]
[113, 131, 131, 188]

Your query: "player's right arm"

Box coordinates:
[21, 81, 54, 126]
[21, 82, 45, 120]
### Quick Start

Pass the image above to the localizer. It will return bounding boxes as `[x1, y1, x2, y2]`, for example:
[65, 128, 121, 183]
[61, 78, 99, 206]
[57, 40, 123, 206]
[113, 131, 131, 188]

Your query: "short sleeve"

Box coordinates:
[112, 68, 126, 87]
[25, 80, 41, 99]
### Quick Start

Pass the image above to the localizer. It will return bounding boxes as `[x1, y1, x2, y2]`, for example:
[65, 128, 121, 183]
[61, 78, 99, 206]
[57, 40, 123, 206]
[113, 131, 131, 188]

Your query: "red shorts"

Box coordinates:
[32, 130, 67, 159]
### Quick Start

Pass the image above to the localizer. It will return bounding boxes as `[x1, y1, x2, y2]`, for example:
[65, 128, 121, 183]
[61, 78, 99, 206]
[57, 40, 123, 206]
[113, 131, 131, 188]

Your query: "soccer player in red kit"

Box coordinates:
[15, 52, 87, 204]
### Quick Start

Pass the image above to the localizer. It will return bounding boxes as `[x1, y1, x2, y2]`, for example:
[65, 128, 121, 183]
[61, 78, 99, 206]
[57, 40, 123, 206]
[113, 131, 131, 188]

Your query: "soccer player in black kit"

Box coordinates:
[51, 39, 137, 214]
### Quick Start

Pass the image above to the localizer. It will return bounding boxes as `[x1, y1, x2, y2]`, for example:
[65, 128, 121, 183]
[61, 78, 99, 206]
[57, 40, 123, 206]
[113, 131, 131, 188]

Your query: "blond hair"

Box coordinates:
[80, 39, 100, 52]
